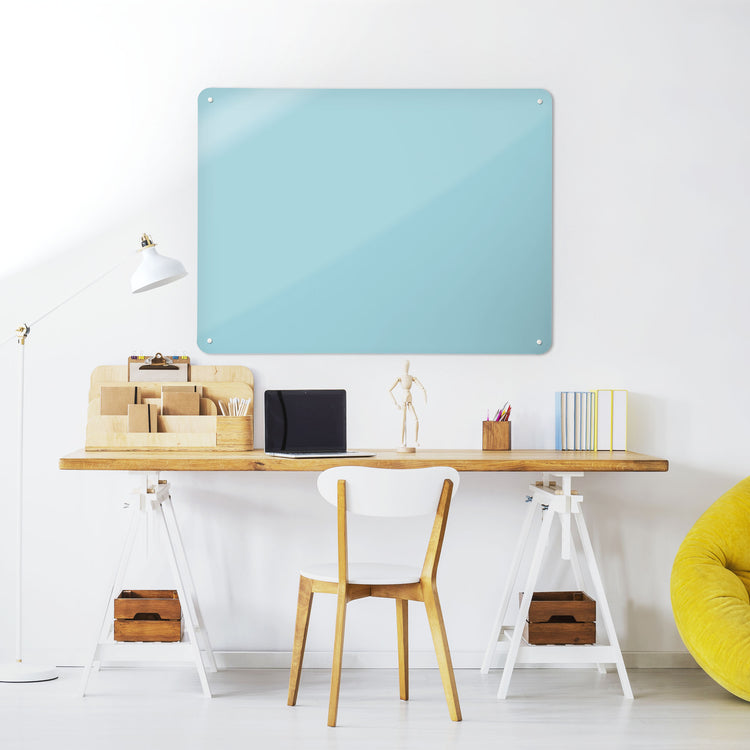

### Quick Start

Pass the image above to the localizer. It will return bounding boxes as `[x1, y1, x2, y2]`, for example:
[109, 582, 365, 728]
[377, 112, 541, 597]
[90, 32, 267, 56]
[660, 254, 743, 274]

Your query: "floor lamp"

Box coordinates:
[0, 234, 187, 683]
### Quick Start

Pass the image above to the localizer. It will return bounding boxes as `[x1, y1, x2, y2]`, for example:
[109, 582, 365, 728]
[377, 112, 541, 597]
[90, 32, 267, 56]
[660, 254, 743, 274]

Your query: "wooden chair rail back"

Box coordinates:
[420, 478, 454, 584]
[337, 479, 348, 585]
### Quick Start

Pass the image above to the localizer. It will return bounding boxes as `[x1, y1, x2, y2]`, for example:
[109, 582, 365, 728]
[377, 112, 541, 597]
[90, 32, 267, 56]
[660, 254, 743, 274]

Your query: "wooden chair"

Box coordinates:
[287, 466, 462, 727]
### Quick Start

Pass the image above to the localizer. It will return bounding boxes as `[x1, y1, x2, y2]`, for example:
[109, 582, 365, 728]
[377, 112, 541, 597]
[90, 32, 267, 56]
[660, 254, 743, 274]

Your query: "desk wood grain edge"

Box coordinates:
[58, 449, 669, 473]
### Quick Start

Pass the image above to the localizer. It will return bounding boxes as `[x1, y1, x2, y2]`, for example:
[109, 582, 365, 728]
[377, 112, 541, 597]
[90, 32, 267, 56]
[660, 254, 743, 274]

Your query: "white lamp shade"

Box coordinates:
[131, 246, 188, 293]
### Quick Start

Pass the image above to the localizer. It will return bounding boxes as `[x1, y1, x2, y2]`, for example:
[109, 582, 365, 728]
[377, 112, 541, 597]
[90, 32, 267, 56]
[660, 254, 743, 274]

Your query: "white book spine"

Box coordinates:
[566, 392, 576, 450]
[612, 389, 628, 450]
[596, 389, 613, 451]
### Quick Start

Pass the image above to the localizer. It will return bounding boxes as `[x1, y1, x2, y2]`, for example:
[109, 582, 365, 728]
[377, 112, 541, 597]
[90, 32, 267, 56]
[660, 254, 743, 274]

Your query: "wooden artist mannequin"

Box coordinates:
[389, 360, 427, 452]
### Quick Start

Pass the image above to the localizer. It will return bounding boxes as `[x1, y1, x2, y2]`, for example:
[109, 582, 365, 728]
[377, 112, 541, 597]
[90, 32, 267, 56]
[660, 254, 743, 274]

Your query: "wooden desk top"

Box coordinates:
[59, 449, 668, 473]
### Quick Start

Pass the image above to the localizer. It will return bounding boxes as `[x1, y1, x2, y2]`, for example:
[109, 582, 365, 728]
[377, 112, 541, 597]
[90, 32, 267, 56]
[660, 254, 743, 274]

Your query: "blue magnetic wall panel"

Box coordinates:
[198, 89, 552, 353]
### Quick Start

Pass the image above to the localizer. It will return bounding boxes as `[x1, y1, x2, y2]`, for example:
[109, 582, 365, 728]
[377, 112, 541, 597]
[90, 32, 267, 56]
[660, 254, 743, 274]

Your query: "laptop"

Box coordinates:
[264, 389, 375, 458]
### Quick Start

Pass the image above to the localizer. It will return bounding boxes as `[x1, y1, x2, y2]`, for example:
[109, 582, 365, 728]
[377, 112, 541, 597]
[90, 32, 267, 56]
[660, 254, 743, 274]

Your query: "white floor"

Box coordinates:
[1, 667, 749, 749]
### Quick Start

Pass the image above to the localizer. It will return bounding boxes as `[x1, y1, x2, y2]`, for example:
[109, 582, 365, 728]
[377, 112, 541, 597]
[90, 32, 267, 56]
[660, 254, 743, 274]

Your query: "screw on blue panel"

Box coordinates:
[206, 338, 213, 344]
[536, 339, 543, 346]
[537, 98, 543, 105]
[208, 97, 214, 103]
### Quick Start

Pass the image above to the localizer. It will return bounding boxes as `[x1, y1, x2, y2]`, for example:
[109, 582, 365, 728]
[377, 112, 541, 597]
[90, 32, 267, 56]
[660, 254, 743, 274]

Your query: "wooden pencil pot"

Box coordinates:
[482, 421, 511, 451]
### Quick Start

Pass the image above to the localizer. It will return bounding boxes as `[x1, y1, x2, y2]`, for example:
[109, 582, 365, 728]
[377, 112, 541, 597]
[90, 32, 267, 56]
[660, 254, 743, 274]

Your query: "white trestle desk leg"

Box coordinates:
[566, 516, 585, 591]
[161, 494, 217, 673]
[480, 493, 540, 674]
[486, 472, 631, 700]
[573, 510, 633, 698]
[155, 497, 212, 697]
[83, 474, 214, 698]
[497, 504, 556, 699]
[562, 508, 607, 675]
[82, 494, 141, 696]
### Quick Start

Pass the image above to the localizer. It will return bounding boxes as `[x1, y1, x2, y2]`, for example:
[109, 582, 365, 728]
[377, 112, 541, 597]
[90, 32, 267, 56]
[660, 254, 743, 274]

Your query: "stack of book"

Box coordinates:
[555, 390, 627, 451]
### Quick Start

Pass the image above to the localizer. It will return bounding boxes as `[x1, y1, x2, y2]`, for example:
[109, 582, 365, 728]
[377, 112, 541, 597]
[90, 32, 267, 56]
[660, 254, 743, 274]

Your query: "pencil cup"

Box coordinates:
[482, 421, 511, 451]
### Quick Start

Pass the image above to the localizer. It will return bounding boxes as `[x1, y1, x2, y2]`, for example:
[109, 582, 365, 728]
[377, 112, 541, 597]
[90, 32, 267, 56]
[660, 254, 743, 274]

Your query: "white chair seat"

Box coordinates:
[300, 562, 422, 585]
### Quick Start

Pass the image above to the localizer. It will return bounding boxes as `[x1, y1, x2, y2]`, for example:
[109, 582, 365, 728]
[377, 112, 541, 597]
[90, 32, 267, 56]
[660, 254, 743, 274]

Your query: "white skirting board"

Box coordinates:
[212, 650, 700, 670]
[14, 649, 699, 670]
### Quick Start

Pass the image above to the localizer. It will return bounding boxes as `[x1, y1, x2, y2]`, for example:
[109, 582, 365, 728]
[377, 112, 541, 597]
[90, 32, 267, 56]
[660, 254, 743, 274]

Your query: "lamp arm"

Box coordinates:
[1, 256, 130, 348]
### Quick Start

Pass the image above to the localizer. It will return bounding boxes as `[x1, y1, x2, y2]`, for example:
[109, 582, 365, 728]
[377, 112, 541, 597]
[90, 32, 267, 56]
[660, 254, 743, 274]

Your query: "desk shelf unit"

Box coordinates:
[85, 365, 253, 451]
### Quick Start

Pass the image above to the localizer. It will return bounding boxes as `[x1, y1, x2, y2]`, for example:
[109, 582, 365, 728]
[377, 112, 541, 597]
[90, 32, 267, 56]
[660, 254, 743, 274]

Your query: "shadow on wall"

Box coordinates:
[628, 392, 689, 459]
[167, 471, 334, 650]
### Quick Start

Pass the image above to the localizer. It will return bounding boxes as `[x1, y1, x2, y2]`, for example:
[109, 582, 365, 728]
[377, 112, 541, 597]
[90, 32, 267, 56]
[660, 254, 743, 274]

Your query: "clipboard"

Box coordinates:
[128, 353, 190, 382]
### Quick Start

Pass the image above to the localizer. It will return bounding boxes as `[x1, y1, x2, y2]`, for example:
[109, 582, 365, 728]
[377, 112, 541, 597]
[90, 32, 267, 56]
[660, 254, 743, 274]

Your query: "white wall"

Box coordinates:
[1, 0, 749, 667]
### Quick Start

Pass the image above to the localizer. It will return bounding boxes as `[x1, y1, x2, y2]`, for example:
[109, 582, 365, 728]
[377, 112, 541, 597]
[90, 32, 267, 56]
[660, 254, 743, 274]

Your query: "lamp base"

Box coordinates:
[0, 662, 58, 683]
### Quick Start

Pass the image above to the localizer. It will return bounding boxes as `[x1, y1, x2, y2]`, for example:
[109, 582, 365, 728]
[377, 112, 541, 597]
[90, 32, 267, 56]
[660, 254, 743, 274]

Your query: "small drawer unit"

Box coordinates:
[521, 591, 596, 645]
[114, 590, 182, 642]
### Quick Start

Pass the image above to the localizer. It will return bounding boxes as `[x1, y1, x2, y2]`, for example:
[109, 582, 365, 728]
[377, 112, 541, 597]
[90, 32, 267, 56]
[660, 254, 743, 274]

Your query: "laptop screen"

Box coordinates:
[264, 390, 347, 453]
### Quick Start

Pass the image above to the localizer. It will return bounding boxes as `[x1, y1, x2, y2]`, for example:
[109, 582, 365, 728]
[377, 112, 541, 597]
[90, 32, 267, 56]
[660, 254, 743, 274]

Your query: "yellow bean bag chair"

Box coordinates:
[671, 476, 750, 700]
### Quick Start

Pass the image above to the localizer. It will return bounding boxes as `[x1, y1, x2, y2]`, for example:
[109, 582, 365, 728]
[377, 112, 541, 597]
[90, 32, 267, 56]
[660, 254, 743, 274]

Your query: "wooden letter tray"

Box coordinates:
[521, 591, 596, 645]
[86, 364, 254, 451]
[114, 590, 182, 642]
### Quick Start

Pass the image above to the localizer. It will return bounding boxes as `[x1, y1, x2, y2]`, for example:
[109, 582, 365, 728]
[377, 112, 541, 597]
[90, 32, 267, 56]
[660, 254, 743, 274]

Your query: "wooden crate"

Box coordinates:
[114, 590, 181, 642]
[521, 591, 596, 645]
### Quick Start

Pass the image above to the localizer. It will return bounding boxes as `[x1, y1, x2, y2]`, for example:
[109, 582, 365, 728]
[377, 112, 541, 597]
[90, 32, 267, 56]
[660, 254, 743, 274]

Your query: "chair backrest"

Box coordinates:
[317, 466, 460, 517]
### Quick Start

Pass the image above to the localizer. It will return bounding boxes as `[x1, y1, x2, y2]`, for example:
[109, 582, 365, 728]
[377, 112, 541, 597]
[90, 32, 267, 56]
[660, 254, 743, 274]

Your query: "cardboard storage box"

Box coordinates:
[100, 385, 141, 415]
[161, 391, 201, 415]
[127, 403, 157, 433]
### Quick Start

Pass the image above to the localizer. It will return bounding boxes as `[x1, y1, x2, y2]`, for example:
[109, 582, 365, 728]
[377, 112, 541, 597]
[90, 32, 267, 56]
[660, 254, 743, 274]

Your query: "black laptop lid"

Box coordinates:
[264, 390, 347, 453]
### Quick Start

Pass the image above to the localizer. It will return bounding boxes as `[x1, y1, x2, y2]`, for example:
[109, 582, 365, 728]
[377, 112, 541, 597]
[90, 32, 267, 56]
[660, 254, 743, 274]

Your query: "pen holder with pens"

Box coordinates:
[482, 420, 511, 451]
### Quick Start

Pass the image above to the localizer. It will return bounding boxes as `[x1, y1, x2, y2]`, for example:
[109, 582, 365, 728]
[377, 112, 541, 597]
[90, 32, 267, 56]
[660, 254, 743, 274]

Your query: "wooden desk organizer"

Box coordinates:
[85, 365, 254, 451]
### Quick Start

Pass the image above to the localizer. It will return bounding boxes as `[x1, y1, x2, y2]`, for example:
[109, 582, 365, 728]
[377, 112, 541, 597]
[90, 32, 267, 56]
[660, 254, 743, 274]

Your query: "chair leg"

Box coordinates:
[423, 585, 461, 721]
[328, 585, 348, 727]
[396, 599, 409, 701]
[288, 576, 314, 706]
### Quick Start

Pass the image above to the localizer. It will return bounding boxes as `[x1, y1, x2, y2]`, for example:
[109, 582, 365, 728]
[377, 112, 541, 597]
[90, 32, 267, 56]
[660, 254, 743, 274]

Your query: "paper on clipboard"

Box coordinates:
[128, 353, 190, 382]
